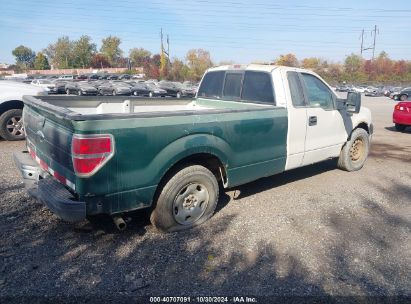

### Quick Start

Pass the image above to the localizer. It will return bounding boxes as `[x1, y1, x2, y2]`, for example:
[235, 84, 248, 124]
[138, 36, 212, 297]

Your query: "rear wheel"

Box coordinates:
[150, 165, 219, 233]
[337, 128, 370, 172]
[0, 109, 25, 141]
[399, 94, 407, 101]
[395, 123, 406, 131]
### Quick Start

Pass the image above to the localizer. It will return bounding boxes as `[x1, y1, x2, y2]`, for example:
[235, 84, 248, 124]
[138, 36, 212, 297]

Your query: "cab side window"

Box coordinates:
[287, 71, 305, 107]
[241, 71, 275, 104]
[301, 73, 334, 110]
[197, 71, 225, 99]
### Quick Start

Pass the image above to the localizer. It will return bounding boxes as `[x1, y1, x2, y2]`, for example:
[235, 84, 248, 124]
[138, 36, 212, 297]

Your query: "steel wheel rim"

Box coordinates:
[172, 183, 209, 225]
[349, 138, 364, 162]
[6, 115, 24, 137]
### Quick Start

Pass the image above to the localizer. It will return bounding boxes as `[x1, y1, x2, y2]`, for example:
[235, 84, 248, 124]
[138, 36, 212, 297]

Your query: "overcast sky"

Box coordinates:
[1, 0, 410, 64]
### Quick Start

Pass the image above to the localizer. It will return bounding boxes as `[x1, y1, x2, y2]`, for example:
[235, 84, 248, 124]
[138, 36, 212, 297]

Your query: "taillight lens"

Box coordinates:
[72, 135, 114, 177]
[395, 103, 406, 111]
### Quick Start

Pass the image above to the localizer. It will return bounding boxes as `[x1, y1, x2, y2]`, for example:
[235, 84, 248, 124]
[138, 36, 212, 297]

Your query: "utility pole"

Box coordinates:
[360, 29, 364, 55]
[360, 25, 378, 59]
[371, 25, 378, 60]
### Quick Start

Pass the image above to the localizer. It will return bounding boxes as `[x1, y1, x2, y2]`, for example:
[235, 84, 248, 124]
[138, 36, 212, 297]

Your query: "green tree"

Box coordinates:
[12, 45, 36, 69]
[275, 53, 299, 67]
[72, 35, 96, 68]
[168, 58, 189, 81]
[344, 54, 362, 74]
[100, 36, 122, 66]
[90, 53, 111, 68]
[33, 52, 50, 70]
[186, 49, 213, 80]
[44, 36, 74, 69]
[129, 48, 151, 67]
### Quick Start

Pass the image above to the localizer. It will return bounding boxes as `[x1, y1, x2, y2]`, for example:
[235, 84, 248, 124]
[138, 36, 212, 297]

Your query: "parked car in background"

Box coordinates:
[389, 87, 403, 99]
[157, 80, 183, 98]
[75, 74, 88, 80]
[119, 74, 131, 80]
[393, 98, 411, 131]
[30, 79, 57, 93]
[0, 81, 47, 140]
[54, 80, 69, 94]
[125, 81, 151, 96]
[396, 87, 411, 101]
[97, 81, 132, 96]
[106, 74, 119, 80]
[144, 82, 167, 97]
[364, 87, 384, 97]
[58, 75, 74, 80]
[353, 86, 366, 93]
[65, 81, 98, 95]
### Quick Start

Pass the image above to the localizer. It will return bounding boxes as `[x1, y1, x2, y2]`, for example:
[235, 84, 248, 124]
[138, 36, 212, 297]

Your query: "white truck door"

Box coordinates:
[299, 72, 347, 165]
[283, 71, 308, 170]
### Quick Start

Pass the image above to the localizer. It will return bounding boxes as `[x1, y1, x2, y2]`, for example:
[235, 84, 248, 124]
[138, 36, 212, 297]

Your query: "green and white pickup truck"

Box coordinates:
[14, 64, 373, 232]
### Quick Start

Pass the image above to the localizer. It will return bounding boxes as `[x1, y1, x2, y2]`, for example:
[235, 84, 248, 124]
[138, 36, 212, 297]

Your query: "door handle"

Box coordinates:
[309, 116, 317, 126]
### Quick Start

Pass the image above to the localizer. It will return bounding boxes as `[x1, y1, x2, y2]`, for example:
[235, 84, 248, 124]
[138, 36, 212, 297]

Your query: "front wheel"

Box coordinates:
[337, 128, 370, 172]
[150, 165, 219, 233]
[0, 109, 25, 141]
[395, 123, 406, 131]
[399, 94, 407, 101]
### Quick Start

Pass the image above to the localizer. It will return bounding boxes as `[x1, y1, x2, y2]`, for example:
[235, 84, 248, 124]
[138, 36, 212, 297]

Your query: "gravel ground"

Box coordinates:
[0, 96, 410, 302]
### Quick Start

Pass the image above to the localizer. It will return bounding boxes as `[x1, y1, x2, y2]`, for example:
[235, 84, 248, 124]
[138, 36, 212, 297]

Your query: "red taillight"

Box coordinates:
[72, 135, 114, 177]
[72, 137, 111, 155]
[395, 104, 405, 111]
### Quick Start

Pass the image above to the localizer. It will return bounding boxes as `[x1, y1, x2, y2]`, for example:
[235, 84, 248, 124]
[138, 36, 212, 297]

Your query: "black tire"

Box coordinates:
[395, 123, 406, 131]
[150, 165, 219, 233]
[337, 128, 370, 172]
[399, 94, 407, 101]
[0, 109, 25, 141]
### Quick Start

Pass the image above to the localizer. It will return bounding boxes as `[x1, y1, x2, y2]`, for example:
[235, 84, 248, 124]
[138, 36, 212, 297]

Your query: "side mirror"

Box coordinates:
[346, 92, 361, 113]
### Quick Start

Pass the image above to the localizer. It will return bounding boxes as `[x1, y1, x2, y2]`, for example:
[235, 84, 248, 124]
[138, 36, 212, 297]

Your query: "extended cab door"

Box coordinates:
[299, 73, 347, 165]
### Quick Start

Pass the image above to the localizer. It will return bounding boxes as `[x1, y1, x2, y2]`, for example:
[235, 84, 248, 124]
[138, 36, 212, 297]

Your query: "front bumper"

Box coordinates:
[13, 151, 86, 222]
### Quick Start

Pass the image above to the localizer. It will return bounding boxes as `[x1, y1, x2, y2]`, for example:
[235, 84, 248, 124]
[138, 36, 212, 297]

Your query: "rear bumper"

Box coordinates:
[13, 151, 86, 222]
[393, 112, 411, 125]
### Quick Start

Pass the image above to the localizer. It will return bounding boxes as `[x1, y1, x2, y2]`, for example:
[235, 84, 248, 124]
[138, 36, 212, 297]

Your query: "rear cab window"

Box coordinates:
[198, 69, 275, 105]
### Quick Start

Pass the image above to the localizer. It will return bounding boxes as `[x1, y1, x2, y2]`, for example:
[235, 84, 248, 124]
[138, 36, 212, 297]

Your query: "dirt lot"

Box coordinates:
[0, 96, 410, 302]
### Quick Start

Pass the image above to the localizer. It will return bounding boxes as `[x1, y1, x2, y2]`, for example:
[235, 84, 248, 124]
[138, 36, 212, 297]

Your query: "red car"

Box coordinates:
[393, 100, 411, 131]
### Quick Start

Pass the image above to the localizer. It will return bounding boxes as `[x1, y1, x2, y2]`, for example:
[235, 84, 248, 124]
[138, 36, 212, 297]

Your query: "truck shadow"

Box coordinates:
[369, 142, 411, 163]
[384, 126, 411, 133]
[1, 177, 410, 299]
[231, 159, 337, 200]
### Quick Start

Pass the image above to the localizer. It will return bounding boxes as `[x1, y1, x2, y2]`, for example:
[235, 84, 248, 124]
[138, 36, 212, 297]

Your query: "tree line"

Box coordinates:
[273, 52, 411, 85]
[10, 35, 213, 81]
[9, 35, 411, 83]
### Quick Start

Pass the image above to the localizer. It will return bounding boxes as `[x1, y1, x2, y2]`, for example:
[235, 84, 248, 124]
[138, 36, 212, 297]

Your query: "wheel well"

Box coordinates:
[354, 122, 369, 134]
[0, 100, 24, 115]
[152, 153, 228, 207]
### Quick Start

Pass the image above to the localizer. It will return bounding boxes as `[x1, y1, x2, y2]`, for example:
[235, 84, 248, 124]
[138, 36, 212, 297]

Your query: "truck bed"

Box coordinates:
[23, 96, 273, 120]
